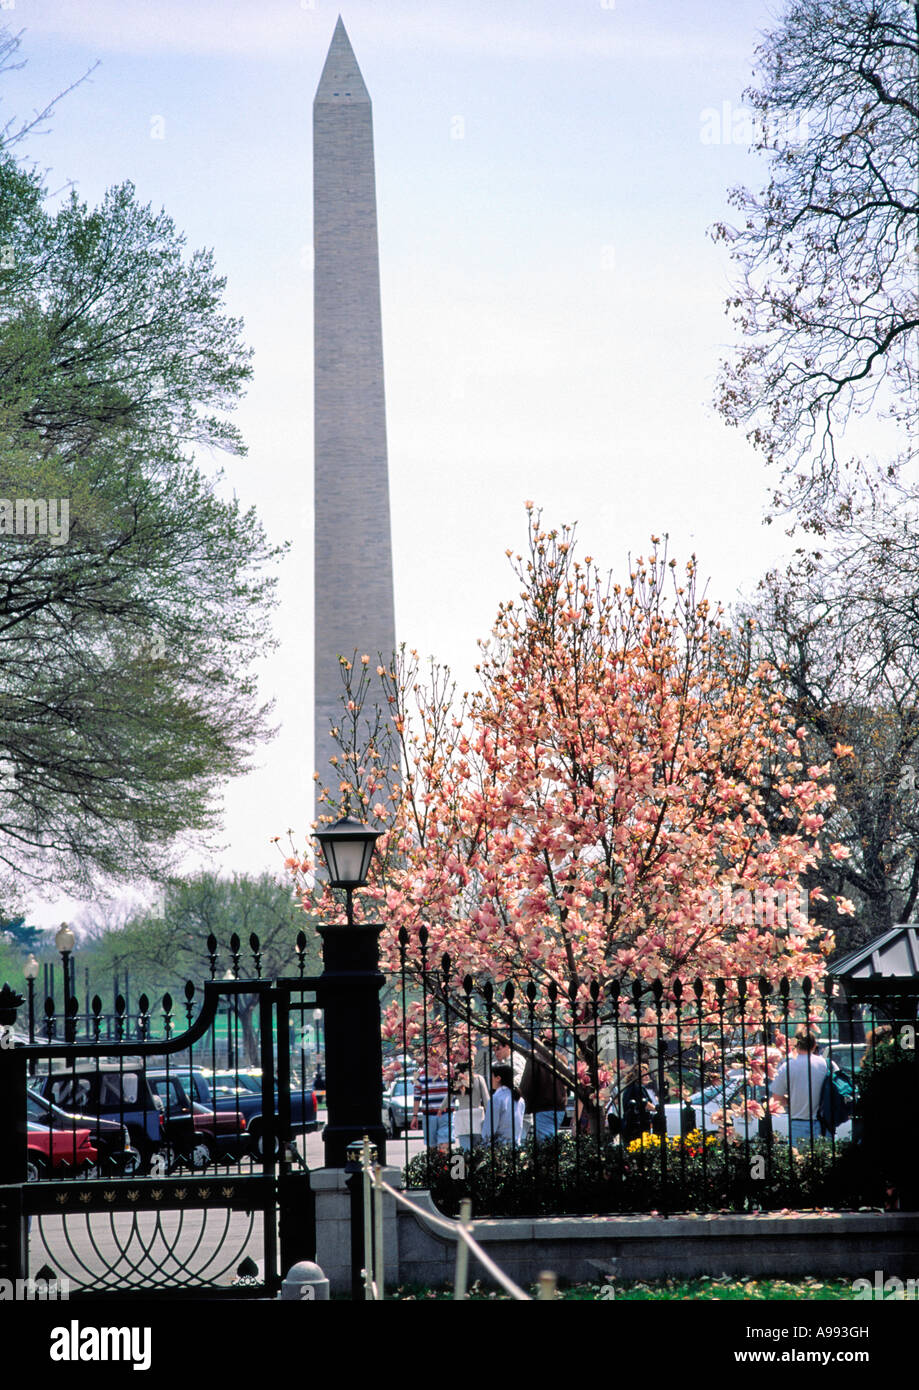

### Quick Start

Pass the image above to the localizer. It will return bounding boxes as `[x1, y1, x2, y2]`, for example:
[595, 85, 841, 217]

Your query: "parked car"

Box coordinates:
[660, 1071, 748, 1138]
[728, 1077, 854, 1145]
[204, 1069, 262, 1097]
[383, 1079, 415, 1137]
[35, 1065, 167, 1172]
[26, 1089, 141, 1177]
[186, 1068, 318, 1157]
[661, 1067, 854, 1144]
[145, 1070, 248, 1167]
[26, 1122, 97, 1182]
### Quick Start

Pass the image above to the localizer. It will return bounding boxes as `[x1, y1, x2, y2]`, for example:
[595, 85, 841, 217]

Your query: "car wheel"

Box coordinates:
[26, 1156, 45, 1183]
[253, 1128, 281, 1159]
[119, 1147, 143, 1177]
[390, 1115, 401, 1140]
[187, 1139, 213, 1171]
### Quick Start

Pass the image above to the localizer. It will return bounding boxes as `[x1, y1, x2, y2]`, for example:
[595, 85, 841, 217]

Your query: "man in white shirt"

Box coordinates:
[770, 1027, 828, 1149]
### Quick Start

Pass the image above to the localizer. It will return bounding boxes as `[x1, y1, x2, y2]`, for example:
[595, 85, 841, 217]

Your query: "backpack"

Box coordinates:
[817, 1067, 855, 1135]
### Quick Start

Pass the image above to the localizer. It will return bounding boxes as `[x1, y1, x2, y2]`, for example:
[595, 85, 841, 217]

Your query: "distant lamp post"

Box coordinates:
[23, 955, 38, 1068]
[54, 923, 75, 954]
[313, 1008, 323, 1068]
[23, 954, 38, 1037]
[223, 969, 236, 1070]
[312, 816, 386, 1167]
[54, 923, 76, 1043]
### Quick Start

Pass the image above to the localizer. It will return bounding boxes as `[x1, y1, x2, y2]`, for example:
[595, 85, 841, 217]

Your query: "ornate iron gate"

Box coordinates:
[0, 971, 318, 1300]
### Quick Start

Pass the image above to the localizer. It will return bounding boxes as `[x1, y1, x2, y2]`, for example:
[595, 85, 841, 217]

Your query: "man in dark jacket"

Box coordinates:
[520, 1051, 567, 1140]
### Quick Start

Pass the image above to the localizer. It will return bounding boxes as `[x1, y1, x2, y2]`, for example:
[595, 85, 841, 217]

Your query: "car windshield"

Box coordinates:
[50, 1078, 92, 1109]
[98, 1074, 139, 1105]
[692, 1077, 742, 1107]
[213, 1072, 261, 1093]
[392, 1082, 413, 1098]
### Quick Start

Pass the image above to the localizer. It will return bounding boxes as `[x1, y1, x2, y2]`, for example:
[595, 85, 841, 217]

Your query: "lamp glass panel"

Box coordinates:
[329, 838, 366, 886]
[358, 839, 376, 881]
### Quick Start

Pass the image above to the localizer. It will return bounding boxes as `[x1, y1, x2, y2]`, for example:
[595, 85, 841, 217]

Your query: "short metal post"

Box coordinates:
[60, 948, 73, 1044]
[454, 1198, 472, 1299]
[537, 1271, 557, 1300]
[362, 1136, 374, 1301]
[345, 1141, 365, 1301]
[373, 1161, 384, 1300]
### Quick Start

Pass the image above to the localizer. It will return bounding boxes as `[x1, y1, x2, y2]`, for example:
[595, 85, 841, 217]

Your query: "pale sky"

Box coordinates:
[3, 0, 846, 926]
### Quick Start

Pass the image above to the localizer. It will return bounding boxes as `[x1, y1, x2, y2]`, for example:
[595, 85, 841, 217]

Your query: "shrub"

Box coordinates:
[403, 1131, 868, 1218]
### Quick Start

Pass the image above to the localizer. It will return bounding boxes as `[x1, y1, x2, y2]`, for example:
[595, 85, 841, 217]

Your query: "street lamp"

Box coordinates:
[314, 816, 382, 923]
[223, 969, 236, 1070]
[23, 955, 38, 1071]
[312, 815, 387, 1167]
[54, 923, 76, 1043]
[23, 955, 38, 1041]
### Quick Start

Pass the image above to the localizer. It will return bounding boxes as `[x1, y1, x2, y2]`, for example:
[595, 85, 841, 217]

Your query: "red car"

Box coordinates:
[26, 1122, 97, 1181]
[145, 1071, 248, 1167]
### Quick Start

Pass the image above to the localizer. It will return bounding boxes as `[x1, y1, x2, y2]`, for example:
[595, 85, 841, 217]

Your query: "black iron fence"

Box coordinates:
[384, 931, 919, 1218]
[0, 932, 321, 1298]
[5, 919, 919, 1268]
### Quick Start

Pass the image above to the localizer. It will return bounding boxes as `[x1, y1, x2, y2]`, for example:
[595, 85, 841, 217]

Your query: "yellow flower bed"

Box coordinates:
[625, 1130, 723, 1158]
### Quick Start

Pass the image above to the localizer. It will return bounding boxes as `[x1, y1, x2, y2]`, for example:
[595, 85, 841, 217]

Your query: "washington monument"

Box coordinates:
[313, 18, 396, 816]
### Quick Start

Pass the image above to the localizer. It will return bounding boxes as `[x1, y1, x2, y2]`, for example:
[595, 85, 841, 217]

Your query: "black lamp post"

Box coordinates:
[314, 817, 382, 925]
[223, 969, 236, 1069]
[23, 954, 38, 1045]
[55, 923, 75, 1043]
[313, 816, 387, 1167]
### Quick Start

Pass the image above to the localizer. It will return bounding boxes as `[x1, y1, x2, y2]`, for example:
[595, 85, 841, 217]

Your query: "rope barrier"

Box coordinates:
[359, 1138, 555, 1301]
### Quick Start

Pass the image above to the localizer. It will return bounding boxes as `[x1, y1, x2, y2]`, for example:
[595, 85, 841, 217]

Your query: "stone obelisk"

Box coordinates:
[313, 17, 396, 815]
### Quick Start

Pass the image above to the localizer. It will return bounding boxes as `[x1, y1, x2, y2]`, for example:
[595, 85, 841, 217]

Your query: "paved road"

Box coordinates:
[301, 1120, 425, 1168]
[29, 1117, 427, 1294]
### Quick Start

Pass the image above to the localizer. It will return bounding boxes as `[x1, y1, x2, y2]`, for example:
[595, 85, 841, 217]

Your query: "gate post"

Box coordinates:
[315, 924, 387, 1168]
[275, 985, 316, 1274]
[0, 983, 28, 1282]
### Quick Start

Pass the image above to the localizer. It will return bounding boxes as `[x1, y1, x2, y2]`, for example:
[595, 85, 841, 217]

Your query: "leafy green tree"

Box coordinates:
[0, 38, 284, 899]
[78, 873, 323, 1063]
[0, 913, 48, 954]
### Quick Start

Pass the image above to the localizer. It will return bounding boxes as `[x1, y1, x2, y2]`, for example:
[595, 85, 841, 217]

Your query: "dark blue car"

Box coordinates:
[187, 1068, 318, 1157]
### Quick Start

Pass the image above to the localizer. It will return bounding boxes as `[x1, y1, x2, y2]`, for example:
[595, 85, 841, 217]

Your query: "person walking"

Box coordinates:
[491, 1039, 525, 1089]
[452, 1062, 488, 1151]
[616, 1064, 658, 1143]
[520, 1048, 567, 1140]
[481, 1064, 525, 1146]
[412, 1061, 452, 1151]
[770, 1026, 827, 1149]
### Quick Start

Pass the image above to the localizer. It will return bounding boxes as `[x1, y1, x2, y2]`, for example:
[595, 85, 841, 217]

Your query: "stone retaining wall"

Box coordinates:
[312, 1168, 919, 1295]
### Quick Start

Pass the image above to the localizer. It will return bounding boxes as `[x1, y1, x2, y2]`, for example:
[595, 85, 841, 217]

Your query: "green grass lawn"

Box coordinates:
[387, 1275, 859, 1300]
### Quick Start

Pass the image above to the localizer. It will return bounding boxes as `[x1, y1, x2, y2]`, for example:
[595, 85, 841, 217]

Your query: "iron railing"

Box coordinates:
[1, 936, 322, 1299]
[385, 930, 919, 1218]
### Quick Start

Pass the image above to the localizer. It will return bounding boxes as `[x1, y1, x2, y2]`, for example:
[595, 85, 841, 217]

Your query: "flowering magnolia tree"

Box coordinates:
[287, 513, 854, 1105]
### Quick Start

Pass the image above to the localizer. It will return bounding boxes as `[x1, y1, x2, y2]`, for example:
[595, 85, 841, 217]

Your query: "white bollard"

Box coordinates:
[279, 1260, 330, 1301]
